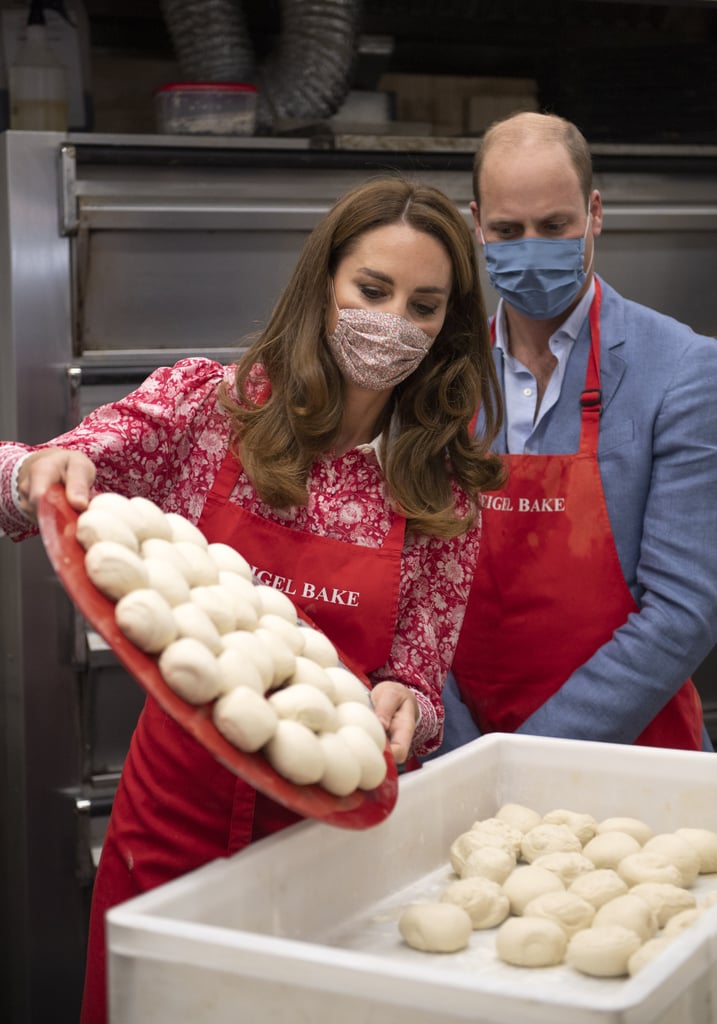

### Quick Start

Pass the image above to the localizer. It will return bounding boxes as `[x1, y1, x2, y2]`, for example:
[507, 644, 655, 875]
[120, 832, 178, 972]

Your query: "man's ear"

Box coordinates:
[589, 189, 604, 238]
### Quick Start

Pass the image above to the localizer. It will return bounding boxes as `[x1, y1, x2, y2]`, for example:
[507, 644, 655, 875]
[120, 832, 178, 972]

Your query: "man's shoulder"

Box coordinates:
[599, 278, 716, 351]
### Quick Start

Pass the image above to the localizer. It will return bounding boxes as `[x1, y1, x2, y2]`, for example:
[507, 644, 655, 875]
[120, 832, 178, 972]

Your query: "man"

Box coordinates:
[436, 111, 717, 753]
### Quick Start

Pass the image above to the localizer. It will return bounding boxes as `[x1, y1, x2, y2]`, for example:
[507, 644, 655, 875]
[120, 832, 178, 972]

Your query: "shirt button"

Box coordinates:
[523, 387, 533, 397]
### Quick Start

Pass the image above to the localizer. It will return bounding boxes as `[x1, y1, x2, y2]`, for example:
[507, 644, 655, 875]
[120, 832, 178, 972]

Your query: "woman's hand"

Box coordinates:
[17, 448, 96, 522]
[369, 680, 419, 765]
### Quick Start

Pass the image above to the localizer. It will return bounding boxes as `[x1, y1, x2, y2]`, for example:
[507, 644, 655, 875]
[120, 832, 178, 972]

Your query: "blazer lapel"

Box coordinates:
[596, 279, 628, 417]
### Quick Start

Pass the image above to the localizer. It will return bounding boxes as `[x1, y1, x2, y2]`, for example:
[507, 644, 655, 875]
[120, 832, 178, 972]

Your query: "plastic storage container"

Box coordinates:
[107, 734, 717, 1024]
[8, 2, 68, 130]
[155, 82, 257, 136]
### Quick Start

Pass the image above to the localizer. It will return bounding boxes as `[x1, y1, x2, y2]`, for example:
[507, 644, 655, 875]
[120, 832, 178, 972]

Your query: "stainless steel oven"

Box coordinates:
[1, 129, 717, 1024]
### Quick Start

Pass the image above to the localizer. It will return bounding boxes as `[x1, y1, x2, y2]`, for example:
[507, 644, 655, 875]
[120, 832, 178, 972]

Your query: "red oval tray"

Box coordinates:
[38, 485, 398, 829]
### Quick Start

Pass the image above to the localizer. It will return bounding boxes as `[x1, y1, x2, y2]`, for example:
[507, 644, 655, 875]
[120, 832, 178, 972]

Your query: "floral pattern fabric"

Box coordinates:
[0, 357, 481, 753]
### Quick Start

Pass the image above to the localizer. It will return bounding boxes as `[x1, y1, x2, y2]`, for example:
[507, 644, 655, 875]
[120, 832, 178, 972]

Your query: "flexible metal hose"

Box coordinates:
[159, 0, 361, 131]
[158, 0, 256, 82]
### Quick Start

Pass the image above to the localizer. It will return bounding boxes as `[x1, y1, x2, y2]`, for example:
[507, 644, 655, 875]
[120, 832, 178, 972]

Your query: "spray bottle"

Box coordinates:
[9, 0, 70, 129]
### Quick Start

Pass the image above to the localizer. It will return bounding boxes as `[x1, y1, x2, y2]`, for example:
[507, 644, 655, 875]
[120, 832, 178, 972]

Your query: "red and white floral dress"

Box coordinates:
[0, 357, 481, 1023]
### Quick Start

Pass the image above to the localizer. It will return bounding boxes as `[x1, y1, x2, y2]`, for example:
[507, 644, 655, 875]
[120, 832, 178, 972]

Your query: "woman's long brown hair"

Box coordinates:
[219, 175, 504, 537]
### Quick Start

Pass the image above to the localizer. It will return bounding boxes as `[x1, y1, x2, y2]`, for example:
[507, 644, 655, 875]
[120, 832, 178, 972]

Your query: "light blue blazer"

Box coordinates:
[435, 276, 717, 754]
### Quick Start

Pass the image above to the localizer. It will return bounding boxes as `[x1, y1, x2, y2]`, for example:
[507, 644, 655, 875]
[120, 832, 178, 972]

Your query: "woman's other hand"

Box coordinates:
[369, 680, 419, 765]
[17, 447, 96, 522]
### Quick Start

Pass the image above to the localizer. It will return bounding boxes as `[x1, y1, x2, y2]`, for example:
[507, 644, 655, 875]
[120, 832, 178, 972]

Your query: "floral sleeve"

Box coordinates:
[0, 358, 233, 540]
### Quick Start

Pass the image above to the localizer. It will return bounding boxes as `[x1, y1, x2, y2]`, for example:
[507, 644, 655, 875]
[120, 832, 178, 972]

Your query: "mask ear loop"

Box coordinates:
[330, 280, 341, 315]
[583, 204, 595, 277]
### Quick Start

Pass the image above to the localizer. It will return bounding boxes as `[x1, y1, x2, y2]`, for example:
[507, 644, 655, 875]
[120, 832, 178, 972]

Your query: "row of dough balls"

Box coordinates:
[76, 492, 388, 796]
[399, 802, 717, 978]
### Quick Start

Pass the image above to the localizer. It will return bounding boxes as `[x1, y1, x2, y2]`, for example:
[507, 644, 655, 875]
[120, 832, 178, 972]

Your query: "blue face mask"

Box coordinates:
[481, 211, 593, 320]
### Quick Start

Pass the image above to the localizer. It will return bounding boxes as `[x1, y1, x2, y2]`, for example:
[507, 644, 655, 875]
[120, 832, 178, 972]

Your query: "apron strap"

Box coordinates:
[579, 277, 603, 455]
[210, 446, 243, 502]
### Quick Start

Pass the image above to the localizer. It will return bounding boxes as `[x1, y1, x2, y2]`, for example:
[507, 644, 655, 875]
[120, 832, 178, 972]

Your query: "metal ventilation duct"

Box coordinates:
[159, 0, 362, 131]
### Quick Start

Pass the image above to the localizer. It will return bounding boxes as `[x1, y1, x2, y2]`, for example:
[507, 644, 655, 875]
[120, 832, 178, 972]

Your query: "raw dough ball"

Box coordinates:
[542, 809, 597, 846]
[259, 613, 306, 655]
[207, 542, 253, 580]
[521, 823, 583, 863]
[85, 540, 149, 601]
[264, 719, 325, 785]
[128, 495, 173, 541]
[334, 700, 386, 751]
[617, 851, 683, 888]
[316, 732, 362, 796]
[268, 683, 338, 732]
[566, 925, 641, 977]
[336, 724, 387, 790]
[440, 877, 510, 929]
[662, 907, 704, 937]
[285, 656, 337, 702]
[597, 816, 654, 845]
[220, 630, 274, 692]
[173, 541, 220, 587]
[495, 915, 567, 967]
[502, 865, 565, 916]
[213, 685, 278, 752]
[643, 834, 701, 887]
[399, 903, 472, 953]
[115, 588, 178, 653]
[460, 845, 516, 884]
[592, 893, 658, 941]
[218, 569, 259, 603]
[143, 556, 192, 607]
[629, 883, 696, 928]
[141, 537, 193, 579]
[568, 868, 629, 909]
[450, 830, 513, 876]
[76, 507, 140, 552]
[324, 665, 372, 706]
[253, 584, 298, 623]
[522, 890, 596, 937]
[627, 936, 675, 976]
[582, 831, 641, 869]
[495, 802, 543, 834]
[164, 512, 208, 548]
[531, 852, 595, 887]
[471, 818, 523, 858]
[299, 625, 339, 668]
[675, 827, 717, 874]
[88, 492, 144, 534]
[253, 626, 297, 687]
[215, 647, 265, 695]
[172, 601, 223, 655]
[216, 589, 259, 632]
[701, 891, 717, 908]
[189, 585, 237, 634]
[158, 636, 221, 704]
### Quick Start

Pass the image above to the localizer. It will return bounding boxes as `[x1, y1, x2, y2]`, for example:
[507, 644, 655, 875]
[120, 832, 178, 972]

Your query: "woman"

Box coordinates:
[0, 175, 503, 1022]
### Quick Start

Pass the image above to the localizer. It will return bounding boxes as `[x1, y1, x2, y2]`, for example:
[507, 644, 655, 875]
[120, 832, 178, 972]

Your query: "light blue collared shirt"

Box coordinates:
[494, 280, 596, 454]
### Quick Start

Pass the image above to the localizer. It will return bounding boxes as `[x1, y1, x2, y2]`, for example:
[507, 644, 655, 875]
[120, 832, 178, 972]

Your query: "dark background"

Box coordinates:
[84, 0, 717, 144]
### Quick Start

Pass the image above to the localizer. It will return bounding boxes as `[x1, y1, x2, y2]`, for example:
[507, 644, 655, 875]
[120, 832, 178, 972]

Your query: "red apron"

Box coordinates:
[452, 278, 703, 748]
[82, 447, 405, 1024]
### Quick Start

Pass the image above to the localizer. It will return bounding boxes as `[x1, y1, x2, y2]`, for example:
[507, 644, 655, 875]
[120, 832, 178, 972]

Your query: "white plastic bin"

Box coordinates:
[107, 734, 717, 1023]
